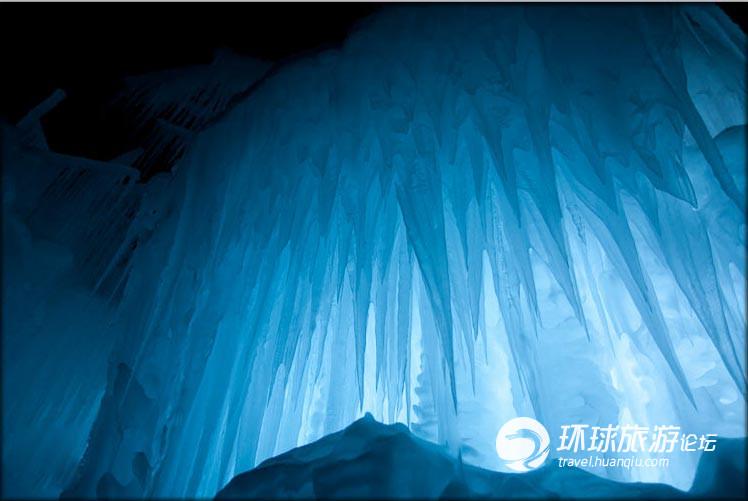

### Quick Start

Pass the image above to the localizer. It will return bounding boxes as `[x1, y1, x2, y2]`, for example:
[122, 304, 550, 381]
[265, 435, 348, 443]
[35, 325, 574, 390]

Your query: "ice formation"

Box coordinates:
[2, 4, 746, 499]
[216, 414, 746, 499]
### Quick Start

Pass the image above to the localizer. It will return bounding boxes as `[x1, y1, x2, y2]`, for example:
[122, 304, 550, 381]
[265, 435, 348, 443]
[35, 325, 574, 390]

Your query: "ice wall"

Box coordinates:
[3, 4, 746, 498]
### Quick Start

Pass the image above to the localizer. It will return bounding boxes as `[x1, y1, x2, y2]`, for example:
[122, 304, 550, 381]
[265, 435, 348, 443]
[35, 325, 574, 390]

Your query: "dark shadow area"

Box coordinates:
[0, 3, 382, 167]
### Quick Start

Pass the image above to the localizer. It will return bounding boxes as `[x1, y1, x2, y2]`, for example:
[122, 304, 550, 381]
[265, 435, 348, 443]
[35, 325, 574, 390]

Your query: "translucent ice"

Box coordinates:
[2, 4, 745, 498]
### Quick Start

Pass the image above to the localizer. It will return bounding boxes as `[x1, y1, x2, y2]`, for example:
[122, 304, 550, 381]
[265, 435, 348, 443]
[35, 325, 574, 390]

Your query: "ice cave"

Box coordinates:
[2, 3, 746, 499]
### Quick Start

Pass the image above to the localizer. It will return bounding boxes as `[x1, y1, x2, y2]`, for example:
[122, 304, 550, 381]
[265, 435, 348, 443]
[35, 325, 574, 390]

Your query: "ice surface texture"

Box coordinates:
[2, 3, 746, 498]
[216, 414, 746, 499]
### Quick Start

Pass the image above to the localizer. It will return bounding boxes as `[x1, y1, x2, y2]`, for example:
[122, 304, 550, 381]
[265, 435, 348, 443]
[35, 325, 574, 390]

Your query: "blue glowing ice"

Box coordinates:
[2, 4, 745, 498]
[215, 414, 746, 499]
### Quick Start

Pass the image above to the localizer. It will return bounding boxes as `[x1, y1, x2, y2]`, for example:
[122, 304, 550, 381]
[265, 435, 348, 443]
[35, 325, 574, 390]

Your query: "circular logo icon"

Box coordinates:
[495, 417, 550, 472]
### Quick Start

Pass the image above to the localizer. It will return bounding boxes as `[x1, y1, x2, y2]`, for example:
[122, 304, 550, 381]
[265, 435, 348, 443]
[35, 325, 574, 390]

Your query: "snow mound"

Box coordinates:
[218, 414, 745, 499]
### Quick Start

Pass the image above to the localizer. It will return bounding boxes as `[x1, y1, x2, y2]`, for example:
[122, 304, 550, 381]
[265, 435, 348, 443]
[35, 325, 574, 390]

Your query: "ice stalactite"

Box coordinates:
[2, 4, 745, 498]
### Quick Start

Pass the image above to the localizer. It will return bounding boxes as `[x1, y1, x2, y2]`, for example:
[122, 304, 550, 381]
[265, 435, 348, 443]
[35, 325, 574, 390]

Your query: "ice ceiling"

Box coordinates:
[2, 4, 746, 498]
